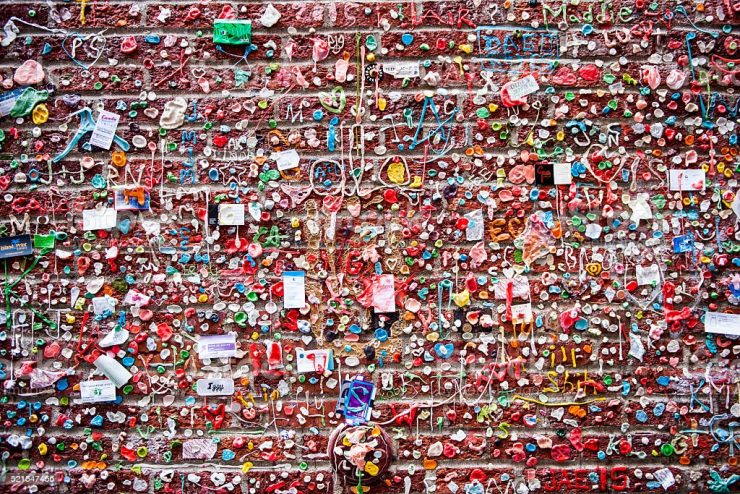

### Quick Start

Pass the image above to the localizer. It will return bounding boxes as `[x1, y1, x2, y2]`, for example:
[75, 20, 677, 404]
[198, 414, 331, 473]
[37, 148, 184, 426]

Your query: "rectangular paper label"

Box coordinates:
[653, 468, 676, 490]
[465, 209, 484, 241]
[506, 75, 540, 100]
[337, 379, 376, 425]
[123, 290, 151, 307]
[295, 348, 334, 373]
[197, 334, 237, 359]
[373, 274, 396, 313]
[196, 378, 235, 396]
[672, 234, 694, 254]
[511, 303, 533, 323]
[114, 187, 151, 211]
[704, 312, 740, 336]
[218, 204, 245, 226]
[80, 380, 116, 403]
[283, 271, 306, 309]
[89, 110, 120, 150]
[273, 149, 300, 171]
[636, 264, 660, 286]
[553, 163, 573, 184]
[92, 296, 115, 315]
[83, 208, 117, 230]
[382, 62, 420, 79]
[0, 234, 33, 259]
[669, 169, 705, 191]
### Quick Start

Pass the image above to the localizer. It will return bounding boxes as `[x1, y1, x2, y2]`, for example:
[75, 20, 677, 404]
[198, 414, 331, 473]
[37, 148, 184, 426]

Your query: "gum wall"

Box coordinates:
[0, 0, 738, 493]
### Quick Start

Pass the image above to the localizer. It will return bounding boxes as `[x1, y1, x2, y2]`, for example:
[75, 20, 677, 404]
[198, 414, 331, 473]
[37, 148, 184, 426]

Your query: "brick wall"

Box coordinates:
[0, 0, 738, 493]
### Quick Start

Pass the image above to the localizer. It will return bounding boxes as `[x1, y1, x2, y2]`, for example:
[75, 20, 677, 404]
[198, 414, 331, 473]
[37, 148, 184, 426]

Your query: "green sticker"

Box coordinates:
[213, 19, 252, 45]
[33, 234, 55, 250]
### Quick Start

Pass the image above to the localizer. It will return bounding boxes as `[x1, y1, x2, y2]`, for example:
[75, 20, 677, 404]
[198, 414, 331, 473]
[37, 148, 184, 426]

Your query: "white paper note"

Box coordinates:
[92, 296, 115, 315]
[83, 208, 117, 230]
[510, 303, 533, 323]
[653, 468, 676, 490]
[89, 110, 121, 150]
[196, 378, 235, 396]
[465, 209, 484, 241]
[506, 75, 540, 100]
[283, 271, 306, 309]
[80, 380, 116, 403]
[553, 163, 572, 185]
[373, 274, 396, 313]
[636, 264, 660, 286]
[383, 62, 420, 79]
[218, 204, 245, 226]
[273, 149, 300, 171]
[295, 348, 334, 373]
[705, 312, 740, 336]
[197, 334, 237, 359]
[669, 169, 705, 191]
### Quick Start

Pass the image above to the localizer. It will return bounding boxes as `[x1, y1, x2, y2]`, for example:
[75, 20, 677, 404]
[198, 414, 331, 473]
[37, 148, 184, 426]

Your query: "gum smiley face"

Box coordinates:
[1, 0, 739, 493]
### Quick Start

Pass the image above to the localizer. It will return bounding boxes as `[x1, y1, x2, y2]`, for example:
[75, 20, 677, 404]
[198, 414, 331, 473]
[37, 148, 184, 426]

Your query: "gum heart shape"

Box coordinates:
[80, 473, 97, 489]
[423, 350, 434, 362]
[551, 66, 577, 86]
[117, 218, 131, 234]
[346, 201, 361, 217]
[61, 33, 106, 70]
[143, 107, 159, 119]
[212, 135, 229, 148]
[568, 427, 584, 452]
[642, 66, 661, 89]
[578, 64, 601, 82]
[551, 444, 571, 462]
[498, 189, 514, 202]
[318, 87, 346, 114]
[44, 341, 61, 358]
[434, 343, 454, 359]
